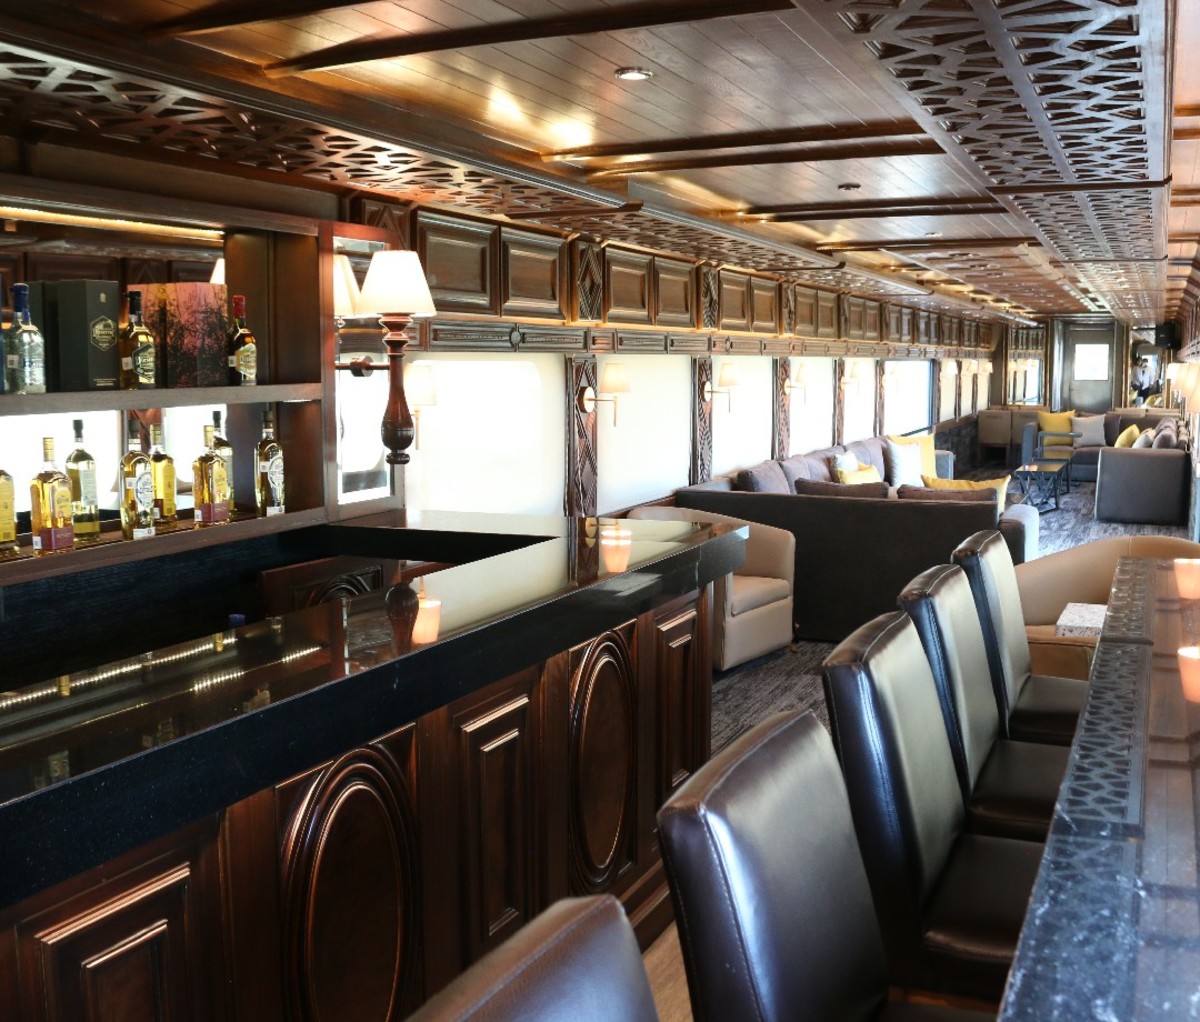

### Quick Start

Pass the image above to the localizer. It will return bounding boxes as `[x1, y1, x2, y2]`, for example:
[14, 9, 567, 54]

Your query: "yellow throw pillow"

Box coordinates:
[1114, 423, 1141, 448]
[921, 474, 1010, 513]
[837, 462, 883, 485]
[1037, 409, 1076, 446]
[887, 433, 937, 479]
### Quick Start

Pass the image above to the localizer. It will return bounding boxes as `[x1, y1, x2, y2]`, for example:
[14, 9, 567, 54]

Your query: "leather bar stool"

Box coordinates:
[405, 895, 659, 1022]
[823, 612, 1042, 1003]
[952, 530, 1087, 746]
[657, 711, 991, 1021]
[899, 564, 1068, 841]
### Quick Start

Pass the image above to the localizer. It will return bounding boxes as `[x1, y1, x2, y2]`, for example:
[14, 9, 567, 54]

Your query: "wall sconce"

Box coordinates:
[348, 249, 437, 466]
[332, 252, 361, 326]
[840, 358, 869, 392]
[1175, 559, 1200, 601]
[411, 579, 442, 645]
[940, 359, 959, 379]
[578, 361, 632, 425]
[783, 362, 808, 397]
[209, 257, 225, 285]
[703, 361, 740, 410]
[1179, 646, 1200, 702]
[405, 363, 437, 450]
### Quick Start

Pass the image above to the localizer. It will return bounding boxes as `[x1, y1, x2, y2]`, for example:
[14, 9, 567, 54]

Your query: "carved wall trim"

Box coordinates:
[351, 197, 411, 237]
[691, 357, 714, 485]
[565, 356, 598, 518]
[774, 357, 791, 461]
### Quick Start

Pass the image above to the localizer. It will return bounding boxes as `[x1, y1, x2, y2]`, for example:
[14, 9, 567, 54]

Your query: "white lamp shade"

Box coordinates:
[941, 359, 959, 377]
[1175, 362, 1199, 399]
[209, 257, 225, 285]
[1181, 369, 1200, 409]
[332, 253, 360, 317]
[717, 362, 740, 389]
[412, 597, 442, 645]
[405, 363, 437, 407]
[792, 363, 808, 388]
[1166, 362, 1180, 382]
[357, 250, 436, 317]
[599, 361, 631, 395]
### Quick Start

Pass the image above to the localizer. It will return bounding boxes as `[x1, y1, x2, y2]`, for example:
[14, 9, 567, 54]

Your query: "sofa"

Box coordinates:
[626, 505, 795, 670]
[673, 434, 1038, 641]
[1019, 407, 1184, 482]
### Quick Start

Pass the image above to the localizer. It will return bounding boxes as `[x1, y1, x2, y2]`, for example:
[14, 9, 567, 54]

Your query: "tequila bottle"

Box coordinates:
[0, 465, 17, 556]
[30, 438, 74, 554]
[65, 419, 100, 542]
[118, 290, 157, 390]
[211, 410, 234, 511]
[255, 409, 285, 516]
[5, 283, 46, 394]
[227, 294, 257, 385]
[149, 423, 177, 526]
[119, 419, 155, 541]
[194, 423, 230, 526]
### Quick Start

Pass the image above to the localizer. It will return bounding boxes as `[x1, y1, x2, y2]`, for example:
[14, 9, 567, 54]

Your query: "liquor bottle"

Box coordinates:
[148, 423, 177, 527]
[119, 419, 155, 541]
[194, 423, 230, 526]
[211, 410, 234, 510]
[0, 465, 17, 556]
[5, 283, 47, 395]
[65, 419, 100, 543]
[255, 409, 285, 516]
[227, 294, 257, 386]
[30, 438, 74, 554]
[118, 289, 157, 390]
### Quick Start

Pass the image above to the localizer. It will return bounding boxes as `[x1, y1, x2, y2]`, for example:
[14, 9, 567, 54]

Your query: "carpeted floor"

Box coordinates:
[1021, 479, 1188, 555]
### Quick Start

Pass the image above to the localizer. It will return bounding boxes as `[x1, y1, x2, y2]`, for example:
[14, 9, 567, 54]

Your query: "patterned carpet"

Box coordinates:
[710, 480, 1190, 747]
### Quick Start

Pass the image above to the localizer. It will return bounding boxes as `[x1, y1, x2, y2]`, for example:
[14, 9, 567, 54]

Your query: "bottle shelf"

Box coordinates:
[0, 383, 323, 417]
[0, 506, 329, 586]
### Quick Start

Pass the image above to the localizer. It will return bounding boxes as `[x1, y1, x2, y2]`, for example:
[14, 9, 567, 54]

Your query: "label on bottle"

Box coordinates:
[90, 316, 117, 352]
[131, 525, 156, 541]
[0, 476, 15, 543]
[78, 467, 98, 506]
[267, 451, 284, 495]
[121, 356, 133, 371]
[235, 341, 257, 383]
[265, 504, 285, 516]
[132, 342, 156, 385]
[134, 472, 155, 512]
[34, 525, 74, 551]
[4, 354, 16, 369]
[197, 500, 230, 524]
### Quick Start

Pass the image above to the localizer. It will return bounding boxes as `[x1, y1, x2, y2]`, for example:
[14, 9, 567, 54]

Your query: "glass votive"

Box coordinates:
[600, 525, 633, 574]
[1175, 559, 1200, 600]
[1179, 646, 1200, 701]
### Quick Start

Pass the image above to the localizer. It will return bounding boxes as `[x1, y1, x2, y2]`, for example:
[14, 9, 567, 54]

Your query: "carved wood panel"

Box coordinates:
[604, 249, 653, 324]
[719, 271, 750, 331]
[500, 229, 568, 320]
[700, 266, 719, 330]
[567, 626, 639, 894]
[794, 285, 818, 339]
[573, 240, 604, 322]
[750, 278, 779, 334]
[774, 357, 791, 461]
[654, 257, 696, 328]
[816, 291, 839, 339]
[415, 212, 498, 314]
[842, 296, 866, 341]
[782, 283, 797, 336]
[279, 739, 420, 1022]
[565, 356, 598, 518]
[351, 197, 412, 239]
[654, 601, 708, 804]
[691, 357, 713, 486]
[863, 300, 881, 342]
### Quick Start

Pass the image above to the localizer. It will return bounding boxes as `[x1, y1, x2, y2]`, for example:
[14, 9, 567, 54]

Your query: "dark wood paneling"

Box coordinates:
[773, 356, 790, 460]
[604, 249, 653, 324]
[500, 229, 567, 319]
[616, 331, 668, 352]
[750, 278, 779, 334]
[863, 300, 881, 342]
[515, 325, 586, 351]
[691, 357, 713, 485]
[572, 240, 604, 322]
[587, 328, 616, 353]
[794, 285, 818, 339]
[816, 291, 838, 339]
[568, 627, 638, 894]
[842, 295, 866, 341]
[427, 322, 513, 350]
[25, 252, 121, 284]
[718, 271, 750, 331]
[700, 266, 719, 330]
[667, 333, 711, 354]
[654, 257, 696, 328]
[416, 212, 498, 314]
[279, 736, 421, 1022]
[125, 257, 168, 284]
[565, 356, 597, 518]
[653, 600, 709, 805]
[885, 304, 902, 343]
[9, 819, 223, 1022]
[900, 307, 914, 343]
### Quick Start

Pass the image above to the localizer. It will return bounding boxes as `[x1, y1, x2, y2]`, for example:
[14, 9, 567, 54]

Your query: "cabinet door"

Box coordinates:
[9, 819, 223, 1022]
[654, 592, 711, 805]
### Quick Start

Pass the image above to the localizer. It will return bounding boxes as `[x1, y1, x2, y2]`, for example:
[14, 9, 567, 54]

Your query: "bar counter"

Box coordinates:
[1002, 556, 1200, 1019]
[0, 509, 745, 911]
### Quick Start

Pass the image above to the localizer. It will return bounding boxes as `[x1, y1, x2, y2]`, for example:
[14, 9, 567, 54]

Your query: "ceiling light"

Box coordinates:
[925, 231, 943, 238]
[615, 67, 654, 81]
[837, 182, 861, 191]
[0, 205, 223, 242]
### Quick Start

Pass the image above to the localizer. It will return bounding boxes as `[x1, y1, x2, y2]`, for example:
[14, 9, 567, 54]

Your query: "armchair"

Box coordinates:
[626, 505, 794, 670]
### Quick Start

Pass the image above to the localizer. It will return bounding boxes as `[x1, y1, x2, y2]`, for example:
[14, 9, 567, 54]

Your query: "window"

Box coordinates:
[882, 360, 932, 435]
[937, 361, 958, 421]
[840, 358, 876, 443]
[788, 357, 834, 453]
[1074, 344, 1110, 381]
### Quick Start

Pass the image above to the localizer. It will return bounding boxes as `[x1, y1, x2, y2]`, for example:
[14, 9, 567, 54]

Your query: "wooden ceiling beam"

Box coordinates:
[725, 195, 1002, 221]
[586, 139, 942, 178]
[263, 0, 797, 76]
[816, 237, 1038, 253]
[145, 0, 362, 38]
[764, 203, 1005, 223]
[542, 120, 923, 161]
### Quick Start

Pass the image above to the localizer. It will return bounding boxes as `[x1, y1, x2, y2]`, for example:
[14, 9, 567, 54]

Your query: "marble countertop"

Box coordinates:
[0, 509, 745, 908]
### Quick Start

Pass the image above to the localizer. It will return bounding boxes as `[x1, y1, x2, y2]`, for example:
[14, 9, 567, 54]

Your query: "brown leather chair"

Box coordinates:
[405, 895, 659, 1022]
[898, 564, 1068, 841]
[952, 531, 1087, 746]
[823, 612, 1042, 1003]
[657, 711, 991, 1021]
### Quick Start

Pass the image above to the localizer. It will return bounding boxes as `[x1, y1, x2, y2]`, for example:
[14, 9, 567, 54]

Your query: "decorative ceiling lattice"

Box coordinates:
[822, 0, 1169, 318]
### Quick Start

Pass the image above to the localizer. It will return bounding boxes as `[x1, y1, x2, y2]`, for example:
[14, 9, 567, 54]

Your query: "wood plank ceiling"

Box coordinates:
[0, 0, 1190, 327]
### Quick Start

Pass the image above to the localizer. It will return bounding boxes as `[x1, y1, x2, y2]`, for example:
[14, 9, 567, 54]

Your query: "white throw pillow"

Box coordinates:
[1072, 414, 1106, 447]
[885, 438, 925, 487]
[1132, 428, 1155, 449]
[831, 449, 860, 475]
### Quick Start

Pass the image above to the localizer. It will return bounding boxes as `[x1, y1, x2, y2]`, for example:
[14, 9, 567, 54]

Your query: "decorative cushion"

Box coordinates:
[734, 460, 791, 493]
[728, 574, 792, 616]
[836, 462, 883, 485]
[885, 437, 925, 487]
[921, 474, 1010, 513]
[1038, 409, 1076, 446]
[831, 449, 861, 475]
[1152, 429, 1178, 449]
[794, 478, 889, 499]
[1114, 423, 1142, 448]
[777, 455, 811, 487]
[844, 437, 887, 479]
[887, 433, 937, 479]
[1071, 414, 1106, 447]
[896, 484, 996, 504]
[1132, 429, 1155, 449]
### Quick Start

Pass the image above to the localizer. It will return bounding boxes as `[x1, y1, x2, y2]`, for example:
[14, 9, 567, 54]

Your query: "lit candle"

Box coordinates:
[1175, 559, 1200, 600]
[600, 525, 633, 574]
[1179, 646, 1200, 701]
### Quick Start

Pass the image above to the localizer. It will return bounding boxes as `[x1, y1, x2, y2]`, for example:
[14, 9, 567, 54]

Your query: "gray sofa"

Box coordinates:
[1019, 407, 1183, 482]
[1094, 447, 1190, 524]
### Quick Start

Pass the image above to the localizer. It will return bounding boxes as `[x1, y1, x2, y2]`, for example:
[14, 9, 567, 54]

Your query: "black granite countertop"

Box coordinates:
[1001, 557, 1200, 1020]
[0, 509, 745, 908]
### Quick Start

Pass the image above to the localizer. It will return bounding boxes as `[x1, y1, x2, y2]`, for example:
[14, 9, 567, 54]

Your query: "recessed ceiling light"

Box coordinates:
[837, 182, 861, 191]
[615, 67, 654, 81]
[925, 231, 943, 237]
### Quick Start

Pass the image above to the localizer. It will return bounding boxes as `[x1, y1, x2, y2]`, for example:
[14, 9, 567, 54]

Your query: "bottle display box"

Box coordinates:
[129, 282, 230, 388]
[39, 280, 122, 392]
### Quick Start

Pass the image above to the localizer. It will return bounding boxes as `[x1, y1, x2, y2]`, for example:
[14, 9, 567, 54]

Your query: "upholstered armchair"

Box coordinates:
[627, 505, 794, 671]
